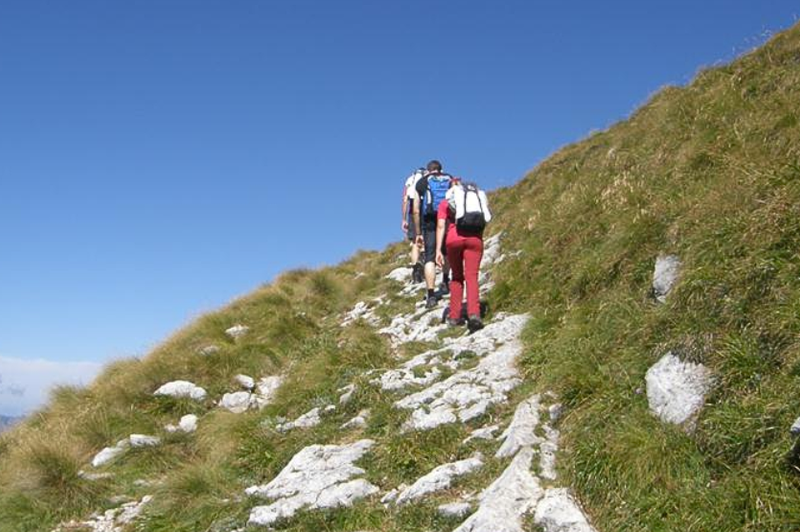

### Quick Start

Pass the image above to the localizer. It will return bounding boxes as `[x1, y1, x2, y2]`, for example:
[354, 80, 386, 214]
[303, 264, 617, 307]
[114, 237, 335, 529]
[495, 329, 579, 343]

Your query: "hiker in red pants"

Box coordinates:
[435, 178, 491, 333]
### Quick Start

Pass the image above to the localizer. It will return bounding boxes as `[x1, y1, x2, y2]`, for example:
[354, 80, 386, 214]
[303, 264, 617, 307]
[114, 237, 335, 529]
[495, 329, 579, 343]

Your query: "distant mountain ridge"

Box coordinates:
[0, 415, 23, 433]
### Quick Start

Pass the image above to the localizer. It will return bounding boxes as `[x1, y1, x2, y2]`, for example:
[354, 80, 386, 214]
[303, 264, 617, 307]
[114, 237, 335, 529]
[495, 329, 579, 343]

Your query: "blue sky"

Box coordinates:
[1, 1, 797, 415]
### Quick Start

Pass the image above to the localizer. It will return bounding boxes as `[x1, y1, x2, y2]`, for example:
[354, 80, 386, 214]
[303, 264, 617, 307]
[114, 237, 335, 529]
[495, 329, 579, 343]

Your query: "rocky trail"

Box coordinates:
[55, 235, 714, 532]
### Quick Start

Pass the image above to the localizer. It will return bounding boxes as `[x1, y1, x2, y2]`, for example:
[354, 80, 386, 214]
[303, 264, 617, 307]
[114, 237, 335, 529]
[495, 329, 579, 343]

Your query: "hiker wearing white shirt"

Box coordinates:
[402, 168, 425, 283]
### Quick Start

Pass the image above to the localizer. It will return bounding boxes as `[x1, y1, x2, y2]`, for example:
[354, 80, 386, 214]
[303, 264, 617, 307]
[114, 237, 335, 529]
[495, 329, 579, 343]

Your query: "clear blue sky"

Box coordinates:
[1, 1, 797, 414]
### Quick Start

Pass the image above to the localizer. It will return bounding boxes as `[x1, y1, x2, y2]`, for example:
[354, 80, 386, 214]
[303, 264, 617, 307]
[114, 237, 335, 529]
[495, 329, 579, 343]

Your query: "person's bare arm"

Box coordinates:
[435, 217, 446, 267]
[401, 193, 409, 232]
[412, 190, 423, 245]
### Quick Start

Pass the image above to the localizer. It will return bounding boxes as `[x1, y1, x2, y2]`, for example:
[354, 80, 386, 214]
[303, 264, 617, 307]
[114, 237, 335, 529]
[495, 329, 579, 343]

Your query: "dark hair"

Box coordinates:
[426, 160, 442, 172]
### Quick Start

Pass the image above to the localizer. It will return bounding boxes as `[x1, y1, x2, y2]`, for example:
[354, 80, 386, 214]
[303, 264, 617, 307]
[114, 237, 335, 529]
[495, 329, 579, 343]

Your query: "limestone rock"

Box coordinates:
[439, 502, 473, 518]
[235, 374, 255, 390]
[395, 314, 529, 431]
[534, 488, 597, 532]
[129, 434, 161, 447]
[246, 440, 378, 527]
[338, 384, 356, 405]
[464, 425, 500, 444]
[220, 391, 254, 414]
[396, 453, 484, 504]
[341, 410, 370, 430]
[52, 495, 152, 532]
[540, 425, 560, 481]
[91, 439, 130, 468]
[225, 324, 249, 339]
[276, 407, 322, 433]
[153, 380, 207, 401]
[165, 414, 198, 433]
[341, 299, 382, 327]
[646, 352, 712, 426]
[653, 254, 681, 303]
[496, 395, 543, 458]
[78, 470, 114, 481]
[197, 344, 220, 356]
[453, 447, 542, 532]
[386, 267, 412, 283]
[254, 376, 282, 407]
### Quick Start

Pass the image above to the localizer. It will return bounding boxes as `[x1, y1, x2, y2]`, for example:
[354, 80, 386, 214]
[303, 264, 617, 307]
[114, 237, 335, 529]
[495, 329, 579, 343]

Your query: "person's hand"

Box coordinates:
[402, 220, 408, 232]
[435, 250, 444, 267]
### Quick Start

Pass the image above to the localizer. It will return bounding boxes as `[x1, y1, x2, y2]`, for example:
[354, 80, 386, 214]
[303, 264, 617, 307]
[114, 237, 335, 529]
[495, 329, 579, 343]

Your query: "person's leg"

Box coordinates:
[423, 222, 437, 306]
[446, 240, 465, 321]
[464, 236, 484, 320]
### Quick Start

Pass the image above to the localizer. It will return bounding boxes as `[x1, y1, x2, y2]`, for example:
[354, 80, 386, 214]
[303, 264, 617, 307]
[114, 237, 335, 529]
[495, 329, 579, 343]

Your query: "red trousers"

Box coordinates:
[446, 236, 483, 319]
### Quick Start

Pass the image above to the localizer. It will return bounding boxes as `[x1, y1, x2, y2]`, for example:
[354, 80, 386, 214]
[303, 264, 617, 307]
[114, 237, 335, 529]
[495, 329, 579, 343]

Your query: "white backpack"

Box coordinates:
[448, 182, 491, 232]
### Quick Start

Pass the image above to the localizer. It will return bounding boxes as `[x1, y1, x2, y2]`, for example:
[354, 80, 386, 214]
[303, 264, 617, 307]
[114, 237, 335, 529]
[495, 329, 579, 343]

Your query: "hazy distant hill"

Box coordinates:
[0, 415, 22, 433]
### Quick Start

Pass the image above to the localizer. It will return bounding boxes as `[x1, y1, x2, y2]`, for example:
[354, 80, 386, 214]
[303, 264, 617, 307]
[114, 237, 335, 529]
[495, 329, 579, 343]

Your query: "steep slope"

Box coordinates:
[3, 22, 800, 532]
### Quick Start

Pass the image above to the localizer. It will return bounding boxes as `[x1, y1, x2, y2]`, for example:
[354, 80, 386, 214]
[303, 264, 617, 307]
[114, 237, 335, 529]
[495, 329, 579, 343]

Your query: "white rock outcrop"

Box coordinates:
[653, 254, 681, 303]
[341, 299, 382, 327]
[276, 407, 322, 433]
[197, 344, 220, 356]
[219, 391, 254, 414]
[51, 495, 152, 532]
[495, 395, 543, 458]
[338, 384, 356, 405]
[645, 352, 712, 426]
[165, 414, 198, 433]
[394, 314, 529, 431]
[439, 501, 473, 518]
[225, 324, 249, 339]
[454, 447, 542, 532]
[790, 416, 800, 436]
[235, 374, 255, 390]
[341, 409, 370, 430]
[540, 425, 560, 481]
[464, 425, 500, 443]
[153, 380, 207, 401]
[219, 375, 283, 413]
[534, 488, 597, 532]
[91, 439, 130, 468]
[396, 453, 484, 505]
[129, 434, 161, 447]
[386, 267, 412, 283]
[246, 440, 378, 527]
[255, 376, 282, 406]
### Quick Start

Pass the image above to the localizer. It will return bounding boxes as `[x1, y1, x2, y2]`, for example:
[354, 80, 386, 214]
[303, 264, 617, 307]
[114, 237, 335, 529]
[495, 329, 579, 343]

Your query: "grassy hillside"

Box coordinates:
[3, 22, 800, 532]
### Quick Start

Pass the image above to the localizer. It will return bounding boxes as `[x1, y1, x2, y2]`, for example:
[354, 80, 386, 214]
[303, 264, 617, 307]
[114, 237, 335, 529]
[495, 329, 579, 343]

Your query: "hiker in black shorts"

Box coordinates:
[413, 160, 452, 308]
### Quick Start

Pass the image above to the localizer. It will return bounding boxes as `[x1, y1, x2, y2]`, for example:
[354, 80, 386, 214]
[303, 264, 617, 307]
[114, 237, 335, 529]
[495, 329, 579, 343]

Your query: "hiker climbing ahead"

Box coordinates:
[402, 167, 426, 284]
[435, 178, 492, 332]
[413, 160, 453, 308]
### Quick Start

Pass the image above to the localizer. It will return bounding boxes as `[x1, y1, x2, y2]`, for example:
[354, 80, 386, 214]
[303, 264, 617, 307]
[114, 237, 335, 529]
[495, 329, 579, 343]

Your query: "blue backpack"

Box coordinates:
[422, 173, 452, 218]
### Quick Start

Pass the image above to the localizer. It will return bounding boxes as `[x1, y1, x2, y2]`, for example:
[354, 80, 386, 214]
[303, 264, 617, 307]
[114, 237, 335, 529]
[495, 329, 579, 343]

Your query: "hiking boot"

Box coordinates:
[467, 315, 484, 333]
[447, 317, 465, 327]
[426, 295, 438, 309]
